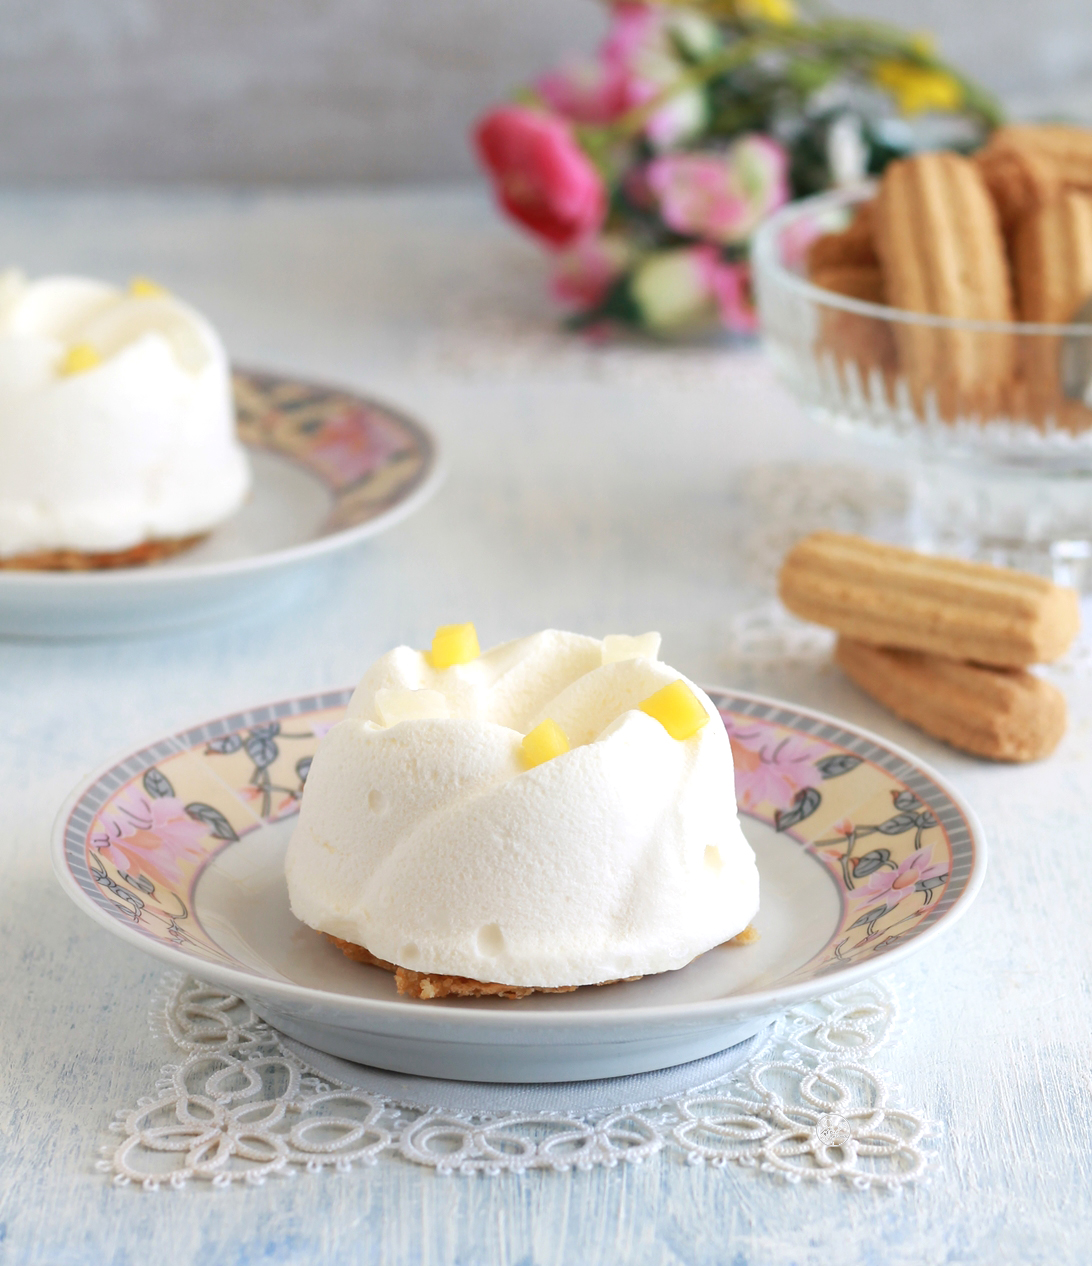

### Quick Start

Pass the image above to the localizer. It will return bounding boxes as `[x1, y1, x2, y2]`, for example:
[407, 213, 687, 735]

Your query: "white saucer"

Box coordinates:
[1, 369, 441, 638]
[52, 687, 985, 1082]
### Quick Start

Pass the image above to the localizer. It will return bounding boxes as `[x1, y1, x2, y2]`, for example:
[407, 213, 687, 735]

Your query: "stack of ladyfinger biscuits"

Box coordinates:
[808, 125, 1092, 428]
[779, 531, 1080, 762]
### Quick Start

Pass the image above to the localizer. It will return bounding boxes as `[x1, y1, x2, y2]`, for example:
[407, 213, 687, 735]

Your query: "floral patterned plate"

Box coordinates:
[51, 687, 985, 1082]
[0, 369, 441, 638]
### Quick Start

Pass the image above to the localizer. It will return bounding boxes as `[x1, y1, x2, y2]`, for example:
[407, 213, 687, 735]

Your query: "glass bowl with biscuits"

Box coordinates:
[753, 125, 1092, 589]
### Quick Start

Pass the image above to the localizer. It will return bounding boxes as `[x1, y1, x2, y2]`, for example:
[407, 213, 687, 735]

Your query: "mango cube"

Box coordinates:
[375, 687, 450, 726]
[522, 718, 570, 768]
[59, 342, 102, 376]
[639, 680, 709, 741]
[430, 622, 480, 669]
[128, 275, 169, 298]
[602, 632, 662, 665]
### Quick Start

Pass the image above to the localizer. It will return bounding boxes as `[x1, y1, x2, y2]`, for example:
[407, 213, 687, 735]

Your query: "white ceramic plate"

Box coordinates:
[52, 687, 985, 1082]
[0, 370, 441, 638]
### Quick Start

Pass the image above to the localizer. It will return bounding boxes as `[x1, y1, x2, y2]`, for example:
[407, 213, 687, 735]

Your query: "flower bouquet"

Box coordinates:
[474, 0, 1001, 337]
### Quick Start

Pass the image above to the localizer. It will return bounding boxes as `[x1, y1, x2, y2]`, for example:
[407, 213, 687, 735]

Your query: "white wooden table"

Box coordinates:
[2, 186, 1090, 1265]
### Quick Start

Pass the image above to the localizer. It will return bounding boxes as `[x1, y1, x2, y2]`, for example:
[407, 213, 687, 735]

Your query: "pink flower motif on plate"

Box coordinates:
[91, 787, 208, 887]
[307, 408, 408, 488]
[727, 724, 825, 813]
[239, 784, 302, 820]
[855, 844, 948, 905]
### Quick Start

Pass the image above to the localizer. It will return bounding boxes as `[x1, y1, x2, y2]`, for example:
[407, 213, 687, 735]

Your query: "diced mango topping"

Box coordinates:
[429, 622, 480, 669]
[639, 680, 709, 740]
[602, 632, 662, 665]
[375, 687, 450, 726]
[128, 275, 169, 298]
[59, 342, 102, 376]
[522, 718, 570, 768]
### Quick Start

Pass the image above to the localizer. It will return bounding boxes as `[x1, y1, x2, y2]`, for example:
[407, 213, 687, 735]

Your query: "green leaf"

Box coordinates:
[786, 58, 838, 93]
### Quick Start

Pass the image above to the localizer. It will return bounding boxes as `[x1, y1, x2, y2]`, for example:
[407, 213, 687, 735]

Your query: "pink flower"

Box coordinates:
[536, 7, 664, 128]
[474, 106, 607, 248]
[709, 259, 758, 334]
[601, 2, 664, 69]
[537, 58, 634, 126]
[630, 245, 719, 331]
[538, 4, 714, 145]
[856, 845, 948, 904]
[727, 726, 825, 812]
[91, 787, 209, 887]
[778, 216, 823, 272]
[647, 136, 789, 245]
[603, 4, 713, 147]
[551, 235, 630, 308]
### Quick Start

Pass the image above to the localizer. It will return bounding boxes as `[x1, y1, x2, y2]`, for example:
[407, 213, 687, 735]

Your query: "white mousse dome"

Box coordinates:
[0, 270, 250, 558]
[285, 629, 758, 989]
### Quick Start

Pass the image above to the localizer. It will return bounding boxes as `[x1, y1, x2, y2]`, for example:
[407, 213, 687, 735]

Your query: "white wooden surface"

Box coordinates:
[1, 187, 1091, 1265]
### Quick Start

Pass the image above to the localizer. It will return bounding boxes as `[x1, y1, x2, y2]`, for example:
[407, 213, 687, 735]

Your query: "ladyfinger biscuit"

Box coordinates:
[778, 531, 1080, 667]
[1013, 192, 1092, 323]
[873, 152, 1015, 416]
[974, 133, 1061, 235]
[834, 636, 1066, 762]
[810, 264, 884, 303]
[811, 264, 896, 382]
[807, 201, 878, 273]
[977, 125, 1092, 235]
[1011, 191, 1092, 422]
[999, 125, 1092, 192]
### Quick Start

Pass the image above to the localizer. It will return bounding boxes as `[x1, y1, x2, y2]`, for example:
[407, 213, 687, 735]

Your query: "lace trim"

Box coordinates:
[97, 974, 933, 1190]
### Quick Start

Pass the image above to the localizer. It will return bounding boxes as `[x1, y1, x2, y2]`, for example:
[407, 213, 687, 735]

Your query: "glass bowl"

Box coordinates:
[752, 183, 1092, 587]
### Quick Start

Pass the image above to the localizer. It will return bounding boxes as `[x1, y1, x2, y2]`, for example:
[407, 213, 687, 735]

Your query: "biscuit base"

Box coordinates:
[0, 533, 206, 571]
[327, 927, 759, 1000]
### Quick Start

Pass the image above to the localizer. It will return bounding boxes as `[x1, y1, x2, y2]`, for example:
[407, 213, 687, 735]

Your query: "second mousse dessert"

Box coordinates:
[0, 271, 251, 569]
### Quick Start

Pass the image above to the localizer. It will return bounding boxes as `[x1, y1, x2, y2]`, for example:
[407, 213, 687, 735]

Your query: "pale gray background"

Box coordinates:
[1, 0, 1090, 185]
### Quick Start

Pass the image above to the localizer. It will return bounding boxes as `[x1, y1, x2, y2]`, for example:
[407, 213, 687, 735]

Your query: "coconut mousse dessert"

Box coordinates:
[285, 625, 759, 999]
[0, 270, 251, 569]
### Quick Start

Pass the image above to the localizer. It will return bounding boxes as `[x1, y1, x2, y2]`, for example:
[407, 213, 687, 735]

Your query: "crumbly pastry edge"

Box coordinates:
[0, 533, 206, 571]
[327, 926, 760, 1001]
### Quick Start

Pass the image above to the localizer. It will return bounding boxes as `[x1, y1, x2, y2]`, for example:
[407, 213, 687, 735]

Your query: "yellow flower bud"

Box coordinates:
[736, 0, 795, 24]
[872, 60, 963, 116]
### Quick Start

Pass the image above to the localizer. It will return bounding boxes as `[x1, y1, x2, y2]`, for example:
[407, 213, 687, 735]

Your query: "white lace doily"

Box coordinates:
[98, 974, 932, 1191]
